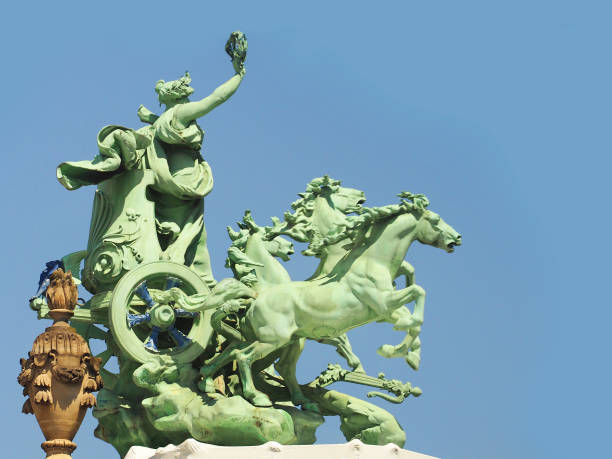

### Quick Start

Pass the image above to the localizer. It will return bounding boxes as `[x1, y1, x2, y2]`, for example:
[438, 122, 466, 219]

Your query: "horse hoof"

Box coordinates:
[406, 352, 420, 370]
[377, 344, 395, 358]
[392, 317, 411, 331]
[250, 393, 273, 407]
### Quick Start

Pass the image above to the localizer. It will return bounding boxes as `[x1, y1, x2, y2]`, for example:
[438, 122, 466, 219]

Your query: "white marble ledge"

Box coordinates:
[126, 439, 439, 459]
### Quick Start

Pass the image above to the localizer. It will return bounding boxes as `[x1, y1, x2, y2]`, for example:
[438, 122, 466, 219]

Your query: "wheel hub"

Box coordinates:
[150, 304, 175, 328]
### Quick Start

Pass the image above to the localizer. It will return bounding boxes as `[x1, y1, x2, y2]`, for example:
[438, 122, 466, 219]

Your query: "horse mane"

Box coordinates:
[305, 192, 430, 257]
[225, 210, 264, 286]
[265, 175, 342, 243]
[291, 175, 342, 214]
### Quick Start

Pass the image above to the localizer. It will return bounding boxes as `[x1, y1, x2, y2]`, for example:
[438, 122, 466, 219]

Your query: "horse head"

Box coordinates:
[329, 185, 366, 215]
[263, 236, 294, 262]
[278, 177, 366, 255]
[415, 210, 462, 253]
[303, 175, 365, 217]
[226, 210, 294, 287]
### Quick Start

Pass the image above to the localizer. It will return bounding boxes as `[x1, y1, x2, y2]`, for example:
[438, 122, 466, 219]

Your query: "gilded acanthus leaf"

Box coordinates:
[34, 390, 53, 404]
[21, 399, 33, 414]
[80, 393, 97, 407]
[34, 372, 51, 388]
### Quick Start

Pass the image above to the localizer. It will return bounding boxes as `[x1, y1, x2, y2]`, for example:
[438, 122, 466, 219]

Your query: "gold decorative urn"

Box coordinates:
[18, 269, 103, 459]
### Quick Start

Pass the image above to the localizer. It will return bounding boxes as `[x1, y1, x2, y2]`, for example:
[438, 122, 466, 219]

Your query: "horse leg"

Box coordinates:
[377, 326, 422, 370]
[274, 339, 319, 412]
[319, 334, 365, 373]
[378, 264, 422, 367]
[406, 335, 421, 370]
[357, 283, 425, 321]
[387, 285, 426, 325]
[356, 283, 425, 369]
[397, 260, 415, 287]
[377, 306, 422, 366]
[391, 306, 423, 369]
[199, 341, 244, 393]
[235, 340, 282, 407]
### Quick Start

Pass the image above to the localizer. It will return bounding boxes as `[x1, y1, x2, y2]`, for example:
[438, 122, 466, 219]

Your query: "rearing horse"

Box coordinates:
[276, 177, 425, 370]
[224, 209, 370, 373]
[200, 195, 461, 409]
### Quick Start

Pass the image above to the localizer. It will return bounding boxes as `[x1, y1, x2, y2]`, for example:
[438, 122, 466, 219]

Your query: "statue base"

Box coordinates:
[125, 439, 438, 459]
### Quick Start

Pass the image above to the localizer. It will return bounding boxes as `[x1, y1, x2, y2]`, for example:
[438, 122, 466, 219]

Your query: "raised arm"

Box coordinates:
[174, 31, 248, 129]
[173, 64, 245, 129]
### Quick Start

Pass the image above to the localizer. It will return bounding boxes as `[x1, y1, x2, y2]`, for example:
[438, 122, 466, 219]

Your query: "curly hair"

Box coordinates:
[155, 71, 195, 104]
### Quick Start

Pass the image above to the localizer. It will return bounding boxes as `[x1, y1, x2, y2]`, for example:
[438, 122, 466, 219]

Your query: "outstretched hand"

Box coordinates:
[233, 58, 246, 76]
[226, 31, 247, 76]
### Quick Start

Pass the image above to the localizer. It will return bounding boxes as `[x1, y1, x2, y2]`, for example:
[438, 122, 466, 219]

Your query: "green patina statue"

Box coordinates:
[26, 31, 462, 457]
[56, 32, 247, 291]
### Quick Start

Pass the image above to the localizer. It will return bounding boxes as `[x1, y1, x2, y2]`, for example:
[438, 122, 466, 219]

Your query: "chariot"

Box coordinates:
[32, 30, 250, 368]
[33, 169, 215, 365]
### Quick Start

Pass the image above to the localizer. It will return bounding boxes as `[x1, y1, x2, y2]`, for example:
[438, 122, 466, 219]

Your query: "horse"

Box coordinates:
[225, 210, 294, 290]
[265, 177, 368, 371]
[200, 195, 461, 410]
[277, 177, 425, 370]
[221, 210, 374, 374]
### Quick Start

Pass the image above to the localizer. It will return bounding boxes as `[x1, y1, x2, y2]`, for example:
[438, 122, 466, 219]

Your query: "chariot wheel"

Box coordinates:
[108, 261, 213, 363]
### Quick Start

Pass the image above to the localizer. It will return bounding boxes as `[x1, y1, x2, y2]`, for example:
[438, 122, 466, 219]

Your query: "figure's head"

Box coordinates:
[155, 71, 194, 105]
[264, 236, 295, 261]
[416, 210, 462, 253]
[330, 186, 366, 214]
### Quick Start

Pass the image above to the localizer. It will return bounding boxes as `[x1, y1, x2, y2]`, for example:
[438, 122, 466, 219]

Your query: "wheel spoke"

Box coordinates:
[145, 327, 160, 352]
[127, 312, 151, 328]
[174, 308, 199, 319]
[167, 325, 191, 348]
[134, 281, 155, 308]
[165, 276, 182, 290]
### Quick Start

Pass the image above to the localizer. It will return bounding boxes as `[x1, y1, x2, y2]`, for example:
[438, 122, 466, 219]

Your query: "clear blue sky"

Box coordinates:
[1, 1, 609, 458]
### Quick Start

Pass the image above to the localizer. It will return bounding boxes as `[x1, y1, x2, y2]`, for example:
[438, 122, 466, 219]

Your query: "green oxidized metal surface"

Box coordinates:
[27, 30, 462, 457]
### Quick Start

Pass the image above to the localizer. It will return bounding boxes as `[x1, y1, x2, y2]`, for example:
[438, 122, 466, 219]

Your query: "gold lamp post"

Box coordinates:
[18, 269, 103, 459]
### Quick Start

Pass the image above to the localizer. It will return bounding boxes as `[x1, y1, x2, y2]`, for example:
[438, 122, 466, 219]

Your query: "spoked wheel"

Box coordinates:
[108, 261, 213, 363]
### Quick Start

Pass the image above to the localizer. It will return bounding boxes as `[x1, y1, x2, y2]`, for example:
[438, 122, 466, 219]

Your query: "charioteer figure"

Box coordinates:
[56, 32, 248, 291]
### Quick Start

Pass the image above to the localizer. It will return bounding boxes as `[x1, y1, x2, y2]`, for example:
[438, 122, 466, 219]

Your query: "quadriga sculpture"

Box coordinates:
[24, 30, 463, 453]
[199, 192, 461, 410]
